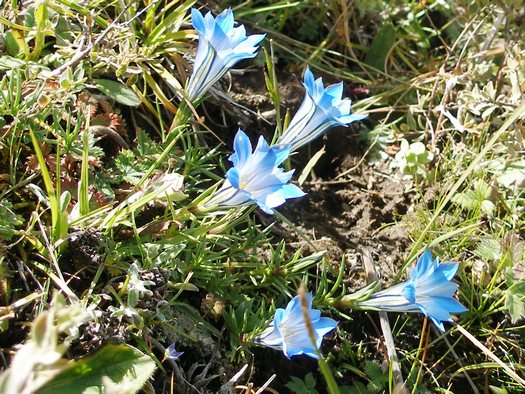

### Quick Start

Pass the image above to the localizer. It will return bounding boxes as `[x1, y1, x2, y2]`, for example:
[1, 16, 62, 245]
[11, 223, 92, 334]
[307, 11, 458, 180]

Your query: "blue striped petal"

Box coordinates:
[230, 129, 252, 166]
[206, 129, 305, 214]
[359, 249, 468, 332]
[256, 293, 338, 359]
[186, 8, 265, 101]
[277, 66, 367, 151]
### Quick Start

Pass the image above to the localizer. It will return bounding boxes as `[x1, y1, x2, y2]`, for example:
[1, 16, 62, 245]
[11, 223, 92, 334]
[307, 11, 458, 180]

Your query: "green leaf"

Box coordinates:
[5, 30, 29, 58]
[38, 344, 156, 394]
[298, 147, 325, 186]
[114, 150, 149, 185]
[489, 385, 509, 394]
[0, 55, 25, 69]
[285, 373, 318, 394]
[0, 200, 23, 240]
[497, 159, 525, 189]
[473, 237, 501, 262]
[364, 361, 387, 384]
[93, 79, 141, 107]
[341, 381, 370, 394]
[364, 23, 396, 72]
[363, 361, 388, 392]
[506, 282, 525, 324]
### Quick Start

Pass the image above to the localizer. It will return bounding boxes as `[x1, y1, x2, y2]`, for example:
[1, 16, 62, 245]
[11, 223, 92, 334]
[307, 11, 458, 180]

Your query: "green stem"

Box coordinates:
[273, 210, 318, 251]
[28, 125, 59, 241]
[318, 358, 341, 394]
[79, 111, 90, 216]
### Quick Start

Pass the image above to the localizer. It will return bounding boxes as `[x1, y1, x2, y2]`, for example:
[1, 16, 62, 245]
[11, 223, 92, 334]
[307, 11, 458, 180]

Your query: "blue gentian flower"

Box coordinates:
[278, 67, 367, 151]
[186, 8, 265, 101]
[358, 250, 468, 331]
[206, 129, 305, 214]
[165, 344, 184, 361]
[256, 293, 338, 359]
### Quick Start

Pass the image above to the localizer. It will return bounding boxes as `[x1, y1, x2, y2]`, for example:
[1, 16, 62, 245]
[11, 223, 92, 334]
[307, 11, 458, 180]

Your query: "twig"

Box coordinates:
[47, 0, 156, 78]
[361, 247, 407, 393]
[219, 363, 248, 393]
[411, 320, 430, 394]
[478, 9, 506, 58]
[90, 125, 129, 149]
[254, 374, 277, 394]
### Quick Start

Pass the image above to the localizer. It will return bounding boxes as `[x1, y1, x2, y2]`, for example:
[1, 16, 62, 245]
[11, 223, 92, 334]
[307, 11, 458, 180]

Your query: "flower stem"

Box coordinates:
[298, 284, 340, 394]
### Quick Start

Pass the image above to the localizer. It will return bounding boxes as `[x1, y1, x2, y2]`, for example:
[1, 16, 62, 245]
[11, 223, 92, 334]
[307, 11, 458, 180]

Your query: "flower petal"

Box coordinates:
[358, 249, 468, 331]
[226, 167, 240, 189]
[256, 324, 283, 350]
[437, 262, 459, 280]
[206, 130, 304, 213]
[313, 317, 338, 347]
[283, 328, 319, 359]
[230, 129, 252, 166]
[186, 8, 264, 101]
[277, 67, 366, 151]
[257, 294, 337, 359]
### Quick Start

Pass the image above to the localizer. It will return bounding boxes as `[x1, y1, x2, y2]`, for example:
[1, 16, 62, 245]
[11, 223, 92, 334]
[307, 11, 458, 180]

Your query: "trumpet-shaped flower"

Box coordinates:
[206, 129, 305, 214]
[164, 344, 184, 361]
[186, 8, 265, 101]
[278, 67, 367, 151]
[358, 250, 468, 331]
[256, 293, 338, 359]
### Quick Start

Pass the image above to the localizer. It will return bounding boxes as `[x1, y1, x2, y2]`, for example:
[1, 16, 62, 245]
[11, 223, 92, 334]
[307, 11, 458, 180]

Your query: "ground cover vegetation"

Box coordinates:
[0, 0, 524, 393]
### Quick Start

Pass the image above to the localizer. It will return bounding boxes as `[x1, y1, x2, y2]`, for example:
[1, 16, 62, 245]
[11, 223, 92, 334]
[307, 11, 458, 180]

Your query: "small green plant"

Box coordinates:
[0, 294, 155, 394]
[285, 373, 319, 394]
[393, 139, 434, 178]
[0, 200, 23, 240]
[340, 361, 390, 394]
